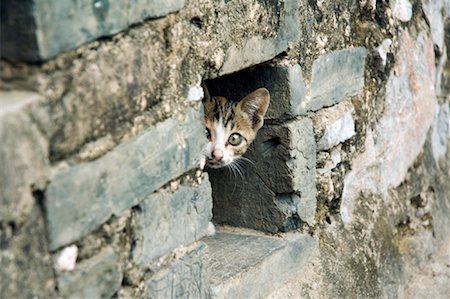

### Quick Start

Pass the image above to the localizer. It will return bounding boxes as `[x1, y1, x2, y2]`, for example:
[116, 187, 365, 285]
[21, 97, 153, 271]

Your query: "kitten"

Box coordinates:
[202, 84, 270, 169]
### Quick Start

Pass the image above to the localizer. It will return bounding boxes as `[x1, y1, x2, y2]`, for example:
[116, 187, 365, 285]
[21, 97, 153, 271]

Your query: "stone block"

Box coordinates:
[219, 0, 300, 75]
[0, 91, 50, 223]
[132, 178, 213, 265]
[0, 0, 185, 61]
[203, 231, 317, 299]
[45, 107, 204, 250]
[306, 47, 367, 112]
[57, 247, 122, 299]
[341, 31, 437, 224]
[311, 101, 356, 151]
[146, 243, 209, 299]
[209, 117, 316, 232]
[207, 63, 306, 120]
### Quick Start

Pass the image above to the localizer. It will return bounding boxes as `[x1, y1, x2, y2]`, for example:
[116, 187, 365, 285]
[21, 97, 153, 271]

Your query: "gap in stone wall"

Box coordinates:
[204, 60, 316, 234]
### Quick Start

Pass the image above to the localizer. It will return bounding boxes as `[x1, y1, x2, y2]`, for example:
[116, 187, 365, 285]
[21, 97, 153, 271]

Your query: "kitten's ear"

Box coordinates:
[201, 82, 211, 103]
[237, 88, 270, 129]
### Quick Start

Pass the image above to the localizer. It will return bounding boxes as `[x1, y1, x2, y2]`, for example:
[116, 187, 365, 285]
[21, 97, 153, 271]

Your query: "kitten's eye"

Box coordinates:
[205, 128, 211, 140]
[228, 133, 243, 146]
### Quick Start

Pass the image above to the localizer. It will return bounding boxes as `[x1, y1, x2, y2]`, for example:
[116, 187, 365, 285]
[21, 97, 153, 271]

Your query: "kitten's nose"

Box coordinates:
[212, 149, 223, 161]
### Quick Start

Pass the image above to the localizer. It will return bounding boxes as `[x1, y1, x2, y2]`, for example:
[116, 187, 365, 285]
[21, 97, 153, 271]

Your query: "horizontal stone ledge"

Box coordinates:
[45, 106, 204, 250]
[204, 230, 317, 299]
[0, 0, 185, 62]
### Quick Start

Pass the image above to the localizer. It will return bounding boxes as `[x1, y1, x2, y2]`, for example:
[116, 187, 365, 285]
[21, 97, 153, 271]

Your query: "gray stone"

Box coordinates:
[0, 0, 185, 61]
[306, 47, 367, 112]
[431, 103, 449, 162]
[0, 91, 50, 223]
[341, 31, 437, 224]
[311, 101, 356, 151]
[209, 117, 316, 231]
[133, 178, 213, 265]
[57, 247, 122, 299]
[207, 63, 306, 120]
[203, 231, 317, 299]
[421, 0, 445, 52]
[146, 243, 209, 299]
[219, 0, 299, 75]
[45, 107, 204, 250]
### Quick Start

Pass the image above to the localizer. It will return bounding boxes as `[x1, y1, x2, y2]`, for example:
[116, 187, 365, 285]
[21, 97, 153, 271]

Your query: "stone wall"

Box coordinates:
[1, 0, 449, 298]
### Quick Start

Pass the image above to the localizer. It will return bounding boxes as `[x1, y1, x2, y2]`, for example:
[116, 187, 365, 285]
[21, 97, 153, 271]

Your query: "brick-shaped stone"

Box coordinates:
[132, 178, 213, 265]
[207, 63, 306, 120]
[209, 117, 316, 231]
[311, 101, 356, 151]
[0, 91, 50, 223]
[45, 107, 204, 250]
[219, 0, 299, 75]
[57, 247, 122, 299]
[204, 231, 317, 299]
[305, 47, 367, 112]
[0, 0, 185, 61]
[147, 243, 209, 299]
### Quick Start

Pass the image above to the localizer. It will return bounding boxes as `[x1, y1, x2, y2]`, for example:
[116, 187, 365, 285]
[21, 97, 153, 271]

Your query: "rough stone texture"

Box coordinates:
[398, 239, 450, 299]
[306, 47, 367, 112]
[341, 31, 438, 224]
[0, 207, 57, 298]
[0, 91, 50, 223]
[209, 117, 316, 232]
[219, 0, 299, 75]
[204, 230, 317, 299]
[312, 101, 356, 151]
[146, 242, 209, 299]
[207, 63, 306, 120]
[0, 0, 185, 62]
[57, 247, 122, 299]
[132, 178, 212, 265]
[431, 103, 450, 162]
[0, 0, 300, 163]
[46, 107, 204, 250]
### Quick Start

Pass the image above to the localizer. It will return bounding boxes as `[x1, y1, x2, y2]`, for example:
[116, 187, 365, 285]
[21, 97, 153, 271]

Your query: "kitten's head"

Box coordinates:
[202, 86, 270, 169]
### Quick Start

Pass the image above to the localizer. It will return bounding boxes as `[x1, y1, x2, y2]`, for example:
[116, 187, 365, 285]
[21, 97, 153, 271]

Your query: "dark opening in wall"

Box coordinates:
[204, 61, 316, 234]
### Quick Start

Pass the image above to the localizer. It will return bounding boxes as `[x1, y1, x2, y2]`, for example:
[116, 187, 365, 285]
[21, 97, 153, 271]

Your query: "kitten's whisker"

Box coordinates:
[232, 161, 244, 181]
[238, 156, 255, 166]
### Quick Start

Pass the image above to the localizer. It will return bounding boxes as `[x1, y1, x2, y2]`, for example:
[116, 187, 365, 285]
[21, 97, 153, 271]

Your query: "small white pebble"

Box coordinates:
[187, 85, 204, 102]
[56, 245, 78, 272]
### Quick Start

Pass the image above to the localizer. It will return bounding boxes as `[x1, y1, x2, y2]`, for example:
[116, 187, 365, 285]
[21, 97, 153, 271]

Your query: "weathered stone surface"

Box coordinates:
[431, 103, 450, 162]
[391, 0, 413, 22]
[45, 107, 204, 250]
[209, 117, 316, 231]
[341, 31, 438, 224]
[422, 0, 446, 52]
[0, 0, 185, 61]
[57, 247, 122, 299]
[306, 47, 367, 112]
[204, 230, 317, 299]
[0, 91, 50, 223]
[312, 101, 356, 151]
[132, 178, 212, 265]
[0, 207, 57, 298]
[398, 239, 450, 299]
[146, 242, 209, 299]
[207, 63, 306, 120]
[219, 0, 299, 75]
